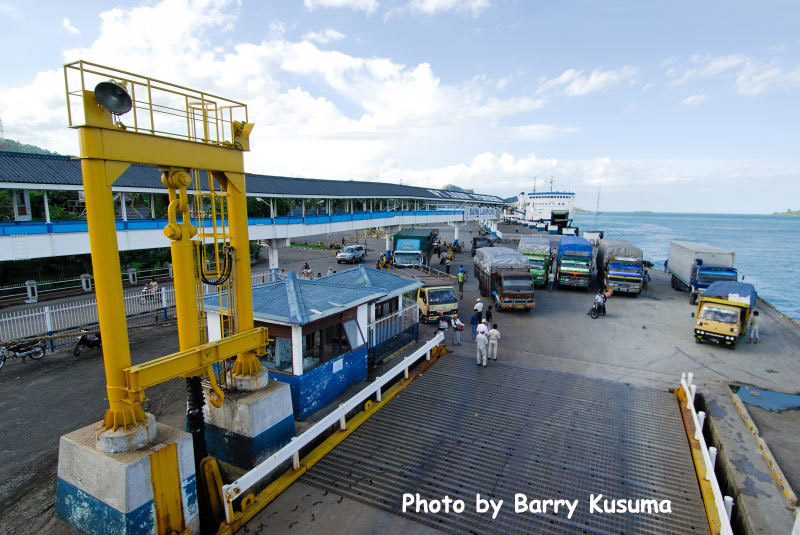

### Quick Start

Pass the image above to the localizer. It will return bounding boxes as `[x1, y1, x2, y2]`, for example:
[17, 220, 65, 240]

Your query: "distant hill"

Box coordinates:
[0, 138, 59, 155]
[443, 184, 474, 193]
[772, 209, 800, 216]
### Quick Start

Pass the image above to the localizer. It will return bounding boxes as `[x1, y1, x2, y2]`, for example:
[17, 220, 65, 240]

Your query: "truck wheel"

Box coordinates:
[690, 292, 697, 305]
[671, 275, 677, 289]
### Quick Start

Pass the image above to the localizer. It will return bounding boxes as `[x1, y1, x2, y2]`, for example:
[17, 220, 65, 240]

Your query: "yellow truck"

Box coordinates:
[693, 281, 756, 349]
[416, 282, 459, 322]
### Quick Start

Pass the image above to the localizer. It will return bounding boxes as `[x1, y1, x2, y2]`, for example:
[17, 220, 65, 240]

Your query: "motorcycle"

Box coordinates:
[74, 329, 102, 357]
[590, 301, 604, 319]
[0, 339, 46, 370]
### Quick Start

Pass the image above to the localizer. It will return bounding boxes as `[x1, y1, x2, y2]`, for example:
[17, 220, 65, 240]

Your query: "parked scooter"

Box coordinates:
[74, 329, 102, 357]
[0, 339, 46, 370]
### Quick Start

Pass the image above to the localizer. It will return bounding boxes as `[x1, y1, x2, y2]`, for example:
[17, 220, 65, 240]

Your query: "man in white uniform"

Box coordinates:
[487, 324, 501, 361]
[476, 331, 489, 367]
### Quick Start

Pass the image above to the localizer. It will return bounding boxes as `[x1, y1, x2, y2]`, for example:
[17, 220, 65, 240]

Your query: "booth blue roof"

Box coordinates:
[321, 265, 423, 298]
[204, 271, 385, 326]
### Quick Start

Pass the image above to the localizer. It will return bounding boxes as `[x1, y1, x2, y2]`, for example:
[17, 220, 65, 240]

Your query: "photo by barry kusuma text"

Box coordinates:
[401, 493, 673, 520]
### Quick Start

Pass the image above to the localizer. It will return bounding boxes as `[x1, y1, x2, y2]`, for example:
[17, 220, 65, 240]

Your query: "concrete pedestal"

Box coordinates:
[56, 421, 199, 535]
[204, 380, 295, 469]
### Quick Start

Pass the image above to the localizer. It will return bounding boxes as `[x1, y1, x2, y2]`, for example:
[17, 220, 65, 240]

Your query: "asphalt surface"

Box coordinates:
[1, 222, 798, 534]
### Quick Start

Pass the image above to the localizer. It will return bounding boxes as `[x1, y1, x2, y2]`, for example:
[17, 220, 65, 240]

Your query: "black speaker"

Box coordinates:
[94, 81, 132, 115]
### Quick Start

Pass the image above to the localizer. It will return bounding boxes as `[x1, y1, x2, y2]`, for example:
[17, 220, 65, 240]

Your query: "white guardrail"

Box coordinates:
[679, 372, 734, 535]
[221, 331, 445, 522]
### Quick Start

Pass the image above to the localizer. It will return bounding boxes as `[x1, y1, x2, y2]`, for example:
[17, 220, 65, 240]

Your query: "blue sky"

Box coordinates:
[1, 0, 799, 212]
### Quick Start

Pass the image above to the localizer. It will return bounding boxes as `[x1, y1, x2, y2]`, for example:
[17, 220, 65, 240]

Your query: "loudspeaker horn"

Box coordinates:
[94, 81, 133, 115]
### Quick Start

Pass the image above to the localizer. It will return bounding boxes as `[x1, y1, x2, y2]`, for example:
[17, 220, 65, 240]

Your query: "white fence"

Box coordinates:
[679, 372, 734, 535]
[221, 331, 444, 522]
[368, 302, 418, 348]
[0, 286, 176, 351]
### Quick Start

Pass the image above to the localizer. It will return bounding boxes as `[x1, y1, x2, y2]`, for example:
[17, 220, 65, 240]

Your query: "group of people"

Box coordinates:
[433, 297, 501, 368]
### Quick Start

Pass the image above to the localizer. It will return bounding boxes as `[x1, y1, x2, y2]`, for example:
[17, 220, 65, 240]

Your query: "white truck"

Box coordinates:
[667, 241, 737, 304]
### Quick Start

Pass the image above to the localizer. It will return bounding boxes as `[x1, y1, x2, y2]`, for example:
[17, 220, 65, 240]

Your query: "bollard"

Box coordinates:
[339, 413, 347, 431]
[724, 496, 734, 519]
[24, 280, 38, 304]
[696, 411, 706, 440]
[80, 273, 93, 292]
[126, 267, 138, 285]
[376, 387, 382, 402]
[292, 451, 300, 471]
[709, 446, 718, 468]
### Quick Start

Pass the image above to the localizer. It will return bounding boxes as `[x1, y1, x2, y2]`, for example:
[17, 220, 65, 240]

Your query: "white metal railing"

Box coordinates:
[221, 332, 445, 522]
[0, 286, 175, 346]
[679, 372, 734, 535]
[368, 302, 418, 348]
[0, 268, 281, 346]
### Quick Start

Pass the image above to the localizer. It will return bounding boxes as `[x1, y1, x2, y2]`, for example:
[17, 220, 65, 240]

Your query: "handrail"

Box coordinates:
[221, 332, 445, 521]
[678, 372, 734, 535]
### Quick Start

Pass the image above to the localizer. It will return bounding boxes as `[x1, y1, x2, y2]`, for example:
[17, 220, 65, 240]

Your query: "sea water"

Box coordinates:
[572, 212, 800, 322]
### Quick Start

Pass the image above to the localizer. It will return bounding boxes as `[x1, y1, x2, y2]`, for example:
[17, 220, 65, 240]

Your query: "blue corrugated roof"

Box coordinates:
[204, 271, 386, 325]
[321, 265, 423, 298]
[0, 150, 505, 203]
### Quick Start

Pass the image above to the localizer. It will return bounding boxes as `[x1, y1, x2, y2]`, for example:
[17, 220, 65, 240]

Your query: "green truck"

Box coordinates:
[517, 236, 551, 286]
[392, 228, 437, 268]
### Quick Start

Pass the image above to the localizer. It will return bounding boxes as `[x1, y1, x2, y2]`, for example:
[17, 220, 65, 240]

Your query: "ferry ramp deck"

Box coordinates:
[251, 353, 710, 535]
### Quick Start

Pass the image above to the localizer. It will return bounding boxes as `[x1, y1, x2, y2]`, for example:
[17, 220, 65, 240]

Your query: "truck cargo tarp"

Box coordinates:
[474, 247, 530, 274]
[597, 239, 643, 264]
[517, 237, 551, 255]
[557, 236, 592, 260]
[703, 282, 757, 308]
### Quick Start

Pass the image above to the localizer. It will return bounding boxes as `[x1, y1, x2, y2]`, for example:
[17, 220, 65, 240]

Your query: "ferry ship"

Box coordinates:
[514, 189, 575, 228]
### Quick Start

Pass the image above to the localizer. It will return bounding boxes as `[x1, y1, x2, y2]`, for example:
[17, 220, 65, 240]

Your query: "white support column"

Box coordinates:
[301, 199, 305, 219]
[120, 192, 127, 221]
[384, 228, 392, 252]
[43, 190, 51, 223]
[270, 198, 275, 219]
[150, 194, 155, 218]
[291, 325, 304, 376]
[268, 239, 280, 270]
[452, 223, 460, 242]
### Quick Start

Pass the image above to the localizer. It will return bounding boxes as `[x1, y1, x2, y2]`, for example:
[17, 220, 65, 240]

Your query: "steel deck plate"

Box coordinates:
[302, 355, 710, 535]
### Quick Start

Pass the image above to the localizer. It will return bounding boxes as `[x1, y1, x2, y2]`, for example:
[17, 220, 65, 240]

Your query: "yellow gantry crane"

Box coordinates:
[64, 61, 267, 533]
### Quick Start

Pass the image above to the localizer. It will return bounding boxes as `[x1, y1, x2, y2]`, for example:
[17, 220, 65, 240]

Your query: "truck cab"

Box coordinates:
[693, 281, 755, 349]
[492, 270, 536, 311]
[690, 263, 738, 302]
[416, 285, 459, 322]
[557, 256, 592, 287]
[471, 236, 492, 257]
[604, 258, 643, 293]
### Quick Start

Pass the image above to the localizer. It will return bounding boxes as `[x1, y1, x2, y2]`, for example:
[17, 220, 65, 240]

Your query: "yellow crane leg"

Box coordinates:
[218, 171, 261, 376]
[80, 157, 146, 430]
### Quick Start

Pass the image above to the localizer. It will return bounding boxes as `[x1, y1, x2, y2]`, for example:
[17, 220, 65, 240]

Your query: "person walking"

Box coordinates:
[469, 312, 479, 340]
[326, 267, 334, 276]
[451, 315, 464, 345]
[747, 311, 760, 344]
[445, 257, 452, 274]
[477, 319, 489, 336]
[474, 299, 484, 322]
[485, 306, 493, 325]
[642, 270, 651, 290]
[476, 331, 489, 367]
[457, 270, 465, 295]
[487, 323, 500, 361]
[547, 271, 556, 292]
[437, 311, 449, 336]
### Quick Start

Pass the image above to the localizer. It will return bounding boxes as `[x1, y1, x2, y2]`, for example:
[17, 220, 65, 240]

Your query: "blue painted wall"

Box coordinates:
[205, 413, 295, 469]
[269, 345, 368, 420]
[56, 474, 196, 535]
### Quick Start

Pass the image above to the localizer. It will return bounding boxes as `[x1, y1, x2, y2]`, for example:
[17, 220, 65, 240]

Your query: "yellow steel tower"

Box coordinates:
[64, 61, 267, 435]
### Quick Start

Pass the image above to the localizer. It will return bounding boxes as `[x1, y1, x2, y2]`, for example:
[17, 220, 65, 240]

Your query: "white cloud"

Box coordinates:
[303, 28, 346, 44]
[405, 0, 491, 16]
[62, 17, 79, 35]
[511, 124, 579, 140]
[536, 66, 638, 97]
[681, 94, 706, 106]
[303, 0, 378, 14]
[0, 3, 18, 18]
[667, 53, 800, 96]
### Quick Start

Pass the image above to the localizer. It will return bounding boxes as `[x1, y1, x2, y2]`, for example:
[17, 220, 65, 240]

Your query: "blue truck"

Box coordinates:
[556, 236, 593, 288]
[668, 241, 737, 304]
